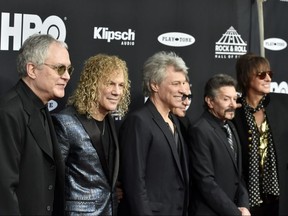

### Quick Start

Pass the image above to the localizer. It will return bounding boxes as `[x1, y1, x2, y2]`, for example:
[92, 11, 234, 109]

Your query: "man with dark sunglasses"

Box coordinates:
[0, 34, 72, 215]
[255, 70, 273, 80]
[171, 81, 192, 153]
[233, 53, 288, 216]
[172, 82, 192, 118]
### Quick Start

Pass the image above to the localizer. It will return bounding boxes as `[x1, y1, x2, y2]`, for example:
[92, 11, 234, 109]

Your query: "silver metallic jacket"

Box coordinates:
[52, 106, 119, 216]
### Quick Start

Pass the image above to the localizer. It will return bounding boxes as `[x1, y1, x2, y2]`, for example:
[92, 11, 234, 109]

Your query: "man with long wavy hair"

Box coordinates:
[52, 54, 130, 216]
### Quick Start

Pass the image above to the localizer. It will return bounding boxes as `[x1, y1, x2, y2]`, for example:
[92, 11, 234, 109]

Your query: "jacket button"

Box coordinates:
[48, 185, 53, 190]
[46, 205, 51, 211]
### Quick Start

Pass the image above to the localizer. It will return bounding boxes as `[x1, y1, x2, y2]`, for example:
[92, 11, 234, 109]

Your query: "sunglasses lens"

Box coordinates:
[259, 72, 266, 79]
[257, 71, 273, 80]
[57, 65, 66, 76]
[57, 65, 74, 76]
[182, 94, 192, 101]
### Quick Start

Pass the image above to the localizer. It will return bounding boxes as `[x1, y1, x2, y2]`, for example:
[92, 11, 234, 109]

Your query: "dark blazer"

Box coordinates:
[234, 93, 288, 215]
[189, 111, 249, 216]
[0, 80, 64, 215]
[119, 99, 190, 216]
[52, 106, 119, 215]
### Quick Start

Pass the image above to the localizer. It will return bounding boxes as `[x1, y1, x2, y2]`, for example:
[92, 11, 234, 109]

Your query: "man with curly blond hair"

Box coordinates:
[52, 54, 130, 216]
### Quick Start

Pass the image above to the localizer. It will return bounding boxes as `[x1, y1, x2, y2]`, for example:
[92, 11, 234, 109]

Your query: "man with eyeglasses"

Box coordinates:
[0, 34, 72, 215]
[172, 82, 192, 146]
[172, 82, 192, 118]
[233, 53, 288, 216]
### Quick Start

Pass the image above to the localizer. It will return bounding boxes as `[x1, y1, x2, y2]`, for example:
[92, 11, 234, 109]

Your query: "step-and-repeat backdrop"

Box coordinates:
[0, 0, 287, 122]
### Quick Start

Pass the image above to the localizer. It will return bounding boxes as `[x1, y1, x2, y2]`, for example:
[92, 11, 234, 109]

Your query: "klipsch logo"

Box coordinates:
[93, 27, 135, 46]
[157, 32, 195, 47]
[0, 12, 67, 51]
[264, 38, 287, 51]
[215, 26, 247, 59]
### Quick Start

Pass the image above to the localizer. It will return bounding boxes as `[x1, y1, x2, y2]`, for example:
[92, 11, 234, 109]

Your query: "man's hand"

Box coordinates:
[116, 181, 124, 203]
[238, 207, 251, 216]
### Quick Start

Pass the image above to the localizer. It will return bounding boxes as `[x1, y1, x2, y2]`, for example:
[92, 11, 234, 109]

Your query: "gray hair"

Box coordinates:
[16, 34, 68, 78]
[142, 51, 189, 97]
[204, 73, 237, 108]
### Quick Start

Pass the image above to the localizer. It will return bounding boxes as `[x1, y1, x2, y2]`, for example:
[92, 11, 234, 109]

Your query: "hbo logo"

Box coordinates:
[0, 12, 66, 51]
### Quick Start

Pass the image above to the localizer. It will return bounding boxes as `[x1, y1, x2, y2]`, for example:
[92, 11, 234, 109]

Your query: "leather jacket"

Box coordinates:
[52, 106, 119, 215]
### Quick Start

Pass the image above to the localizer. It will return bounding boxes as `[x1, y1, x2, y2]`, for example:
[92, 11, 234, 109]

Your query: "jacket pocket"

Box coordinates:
[149, 201, 163, 212]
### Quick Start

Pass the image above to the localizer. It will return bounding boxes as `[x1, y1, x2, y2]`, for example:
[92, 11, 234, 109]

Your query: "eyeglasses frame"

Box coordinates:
[43, 63, 74, 76]
[182, 93, 193, 101]
[256, 70, 273, 80]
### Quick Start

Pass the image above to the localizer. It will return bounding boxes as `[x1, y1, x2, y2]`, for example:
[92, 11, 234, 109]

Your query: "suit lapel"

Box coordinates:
[28, 111, 54, 160]
[215, 125, 237, 164]
[76, 113, 111, 183]
[16, 83, 54, 161]
[228, 121, 242, 173]
[146, 100, 185, 182]
[172, 114, 189, 185]
[205, 112, 239, 171]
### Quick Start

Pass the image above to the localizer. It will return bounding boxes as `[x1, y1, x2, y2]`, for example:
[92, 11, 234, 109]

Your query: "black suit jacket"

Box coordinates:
[0, 80, 64, 215]
[189, 111, 249, 216]
[119, 99, 189, 216]
[234, 93, 288, 215]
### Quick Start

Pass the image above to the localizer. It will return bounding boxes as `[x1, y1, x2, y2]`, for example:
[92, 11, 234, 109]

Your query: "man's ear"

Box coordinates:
[150, 82, 159, 93]
[205, 96, 214, 109]
[26, 63, 37, 79]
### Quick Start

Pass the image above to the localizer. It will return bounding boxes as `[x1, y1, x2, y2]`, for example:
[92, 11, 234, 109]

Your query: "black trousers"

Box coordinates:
[250, 195, 279, 216]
